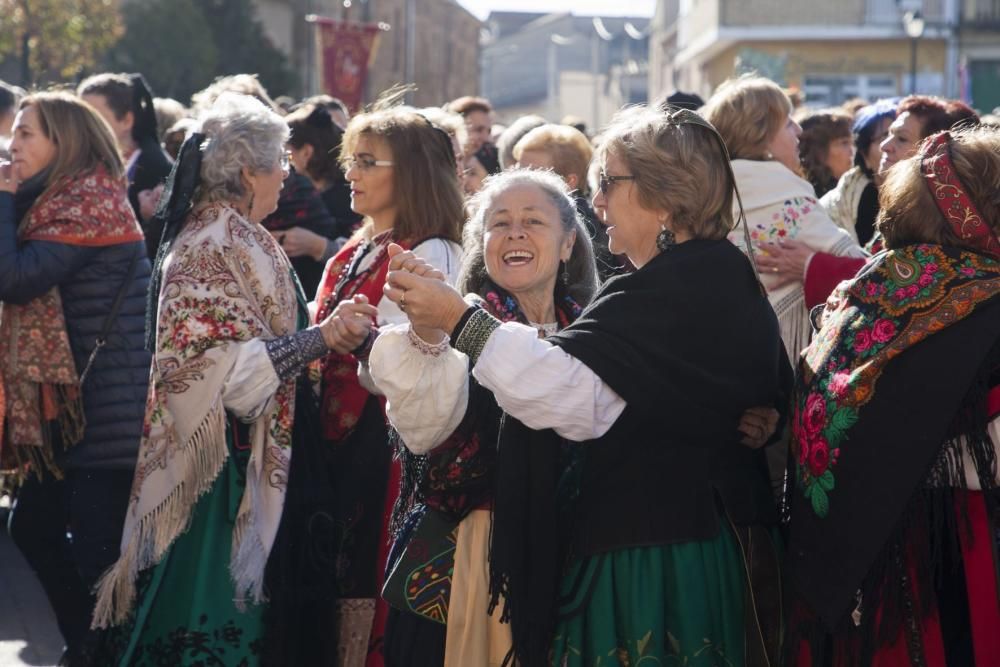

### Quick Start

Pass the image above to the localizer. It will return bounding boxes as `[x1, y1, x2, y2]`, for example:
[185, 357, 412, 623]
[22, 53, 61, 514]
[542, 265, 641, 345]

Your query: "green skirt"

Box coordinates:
[114, 431, 265, 667]
[552, 524, 774, 667]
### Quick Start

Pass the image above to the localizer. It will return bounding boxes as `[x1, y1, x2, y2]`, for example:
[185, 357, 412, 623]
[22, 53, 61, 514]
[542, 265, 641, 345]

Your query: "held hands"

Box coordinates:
[0, 162, 15, 194]
[383, 243, 468, 341]
[738, 406, 780, 449]
[317, 294, 378, 354]
[755, 240, 815, 288]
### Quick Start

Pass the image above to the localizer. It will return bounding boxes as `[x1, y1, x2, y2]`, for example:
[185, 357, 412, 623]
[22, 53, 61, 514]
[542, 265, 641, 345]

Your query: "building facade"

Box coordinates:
[254, 0, 481, 106]
[648, 0, 978, 108]
[481, 12, 649, 131]
[960, 0, 1000, 112]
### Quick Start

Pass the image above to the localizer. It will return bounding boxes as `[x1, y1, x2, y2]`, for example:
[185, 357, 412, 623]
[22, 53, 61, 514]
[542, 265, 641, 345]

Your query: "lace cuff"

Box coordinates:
[451, 308, 501, 365]
[265, 327, 329, 380]
[407, 327, 450, 357]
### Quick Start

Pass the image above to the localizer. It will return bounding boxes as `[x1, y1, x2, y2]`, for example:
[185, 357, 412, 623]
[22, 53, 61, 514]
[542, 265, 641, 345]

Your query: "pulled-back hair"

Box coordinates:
[196, 93, 289, 204]
[702, 75, 792, 161]
[457, 168, 597, 306]
[594, 105, 735, 241]
[286, 103, 345, 186]
[797, 109, 853, 197]
[340, 107, 463, 243]
[878, 126, 1000, 249]
[77, 73, 133, 120]
[21, 91, 124, 185]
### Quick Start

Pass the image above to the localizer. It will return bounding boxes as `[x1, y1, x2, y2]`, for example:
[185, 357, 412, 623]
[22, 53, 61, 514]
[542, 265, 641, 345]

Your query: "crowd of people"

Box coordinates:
[0, 67, 998, 667]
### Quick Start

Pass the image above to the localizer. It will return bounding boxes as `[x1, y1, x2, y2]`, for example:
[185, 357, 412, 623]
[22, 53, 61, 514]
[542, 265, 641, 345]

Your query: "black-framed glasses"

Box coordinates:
[598, 172, 636, 195]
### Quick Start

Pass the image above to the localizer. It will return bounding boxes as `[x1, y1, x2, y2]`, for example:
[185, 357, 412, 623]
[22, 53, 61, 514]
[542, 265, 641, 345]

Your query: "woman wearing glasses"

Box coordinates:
[315, 106, 464, 666]
[380, 105, 789, 666]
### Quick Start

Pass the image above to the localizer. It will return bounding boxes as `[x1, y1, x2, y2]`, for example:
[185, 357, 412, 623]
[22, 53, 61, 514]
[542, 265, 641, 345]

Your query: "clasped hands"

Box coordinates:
[316, 294, 378, 354]
[381, 243, 471, 344]
[376, 244, 781, 449]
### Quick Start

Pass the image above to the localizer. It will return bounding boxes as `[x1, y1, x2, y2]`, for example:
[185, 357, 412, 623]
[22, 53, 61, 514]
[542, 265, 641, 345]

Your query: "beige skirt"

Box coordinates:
[445, 508, 512, 667]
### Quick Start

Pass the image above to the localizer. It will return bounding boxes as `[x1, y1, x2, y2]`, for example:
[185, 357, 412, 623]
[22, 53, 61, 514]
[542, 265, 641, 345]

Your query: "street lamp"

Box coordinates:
[902, 11, 925, 95]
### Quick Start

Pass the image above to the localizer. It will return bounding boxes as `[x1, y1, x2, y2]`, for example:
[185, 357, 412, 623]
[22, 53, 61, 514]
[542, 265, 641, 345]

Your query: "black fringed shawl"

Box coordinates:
[786, 245, 1000, 653]
[490, 239, 790, 666]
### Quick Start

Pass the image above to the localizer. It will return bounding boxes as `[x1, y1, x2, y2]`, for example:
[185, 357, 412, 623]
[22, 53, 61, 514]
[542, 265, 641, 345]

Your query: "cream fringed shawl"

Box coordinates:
[727, 159, 867, 362]
[93, 203, 298, 627]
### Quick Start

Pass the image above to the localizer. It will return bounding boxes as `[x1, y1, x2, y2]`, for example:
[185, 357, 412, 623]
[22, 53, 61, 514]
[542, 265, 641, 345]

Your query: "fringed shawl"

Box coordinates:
[787, 244, 1000, 633]
[93, 203, 298, 627]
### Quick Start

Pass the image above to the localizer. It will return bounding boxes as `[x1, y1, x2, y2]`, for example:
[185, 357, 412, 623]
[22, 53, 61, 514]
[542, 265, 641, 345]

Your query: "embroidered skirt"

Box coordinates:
[108, 431, 264, 666]
[551, 523, 781, 666]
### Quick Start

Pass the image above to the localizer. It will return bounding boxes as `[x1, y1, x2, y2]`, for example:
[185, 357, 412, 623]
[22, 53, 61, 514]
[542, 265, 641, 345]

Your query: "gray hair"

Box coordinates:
[196, 92, 289, 204]
[457, 168, 598, 306]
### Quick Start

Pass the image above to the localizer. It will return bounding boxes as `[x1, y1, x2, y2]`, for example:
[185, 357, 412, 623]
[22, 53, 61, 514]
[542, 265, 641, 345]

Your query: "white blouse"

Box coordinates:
[368, 320, 626, 454]
[359, 238, 464, 395]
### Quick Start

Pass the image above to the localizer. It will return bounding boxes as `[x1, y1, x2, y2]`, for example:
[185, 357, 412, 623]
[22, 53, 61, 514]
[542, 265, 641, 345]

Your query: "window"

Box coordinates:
[803, 74, 898, 106]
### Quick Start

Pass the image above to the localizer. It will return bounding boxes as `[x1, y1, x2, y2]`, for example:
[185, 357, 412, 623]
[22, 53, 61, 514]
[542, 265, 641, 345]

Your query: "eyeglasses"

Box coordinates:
[279, 151, 291, 173]
[598, 172, 635, 195]
[343, 155, 394, 172]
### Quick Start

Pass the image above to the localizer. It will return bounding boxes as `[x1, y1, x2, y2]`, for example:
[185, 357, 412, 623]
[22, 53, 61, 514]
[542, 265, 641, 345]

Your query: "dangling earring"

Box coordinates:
[560, 260, 569, 285]
[656, 225, 676, 252]
[247, 190, 256, 219]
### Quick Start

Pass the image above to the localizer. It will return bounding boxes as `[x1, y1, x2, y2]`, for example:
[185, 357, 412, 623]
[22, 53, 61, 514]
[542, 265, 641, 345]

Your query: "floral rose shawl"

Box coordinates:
[94, 203, 298, 627]
[0, 166, 143, 474]
[793, 244, 1000, 518]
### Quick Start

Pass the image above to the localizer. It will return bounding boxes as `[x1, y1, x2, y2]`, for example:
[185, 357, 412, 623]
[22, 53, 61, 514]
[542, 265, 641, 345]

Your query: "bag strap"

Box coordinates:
[79, 248, 141, 386]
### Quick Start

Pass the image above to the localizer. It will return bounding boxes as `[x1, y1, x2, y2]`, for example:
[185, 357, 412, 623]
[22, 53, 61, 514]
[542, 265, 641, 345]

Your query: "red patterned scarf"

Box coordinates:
[314, 230, 411, 442]
[0, 166, 143, 475]
[920, 131, 1000, 259]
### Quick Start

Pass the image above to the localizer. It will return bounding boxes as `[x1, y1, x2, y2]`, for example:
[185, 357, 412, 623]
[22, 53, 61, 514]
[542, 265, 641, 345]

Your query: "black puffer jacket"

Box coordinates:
[0, 192, 151, 470]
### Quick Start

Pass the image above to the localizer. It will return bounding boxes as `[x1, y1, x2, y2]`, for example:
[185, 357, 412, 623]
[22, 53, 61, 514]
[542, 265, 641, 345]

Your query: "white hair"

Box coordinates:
[196, 92, 289, 204]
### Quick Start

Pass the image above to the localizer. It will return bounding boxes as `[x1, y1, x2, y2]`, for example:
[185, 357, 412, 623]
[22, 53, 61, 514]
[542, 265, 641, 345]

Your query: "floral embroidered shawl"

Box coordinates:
[0, 166, 143, 475]
[793, 244, 1000, 519]
[93, 203, 298, 627]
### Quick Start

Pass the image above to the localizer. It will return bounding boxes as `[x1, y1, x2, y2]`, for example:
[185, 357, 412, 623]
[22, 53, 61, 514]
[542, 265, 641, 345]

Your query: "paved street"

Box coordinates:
[0, 518, 63, 667]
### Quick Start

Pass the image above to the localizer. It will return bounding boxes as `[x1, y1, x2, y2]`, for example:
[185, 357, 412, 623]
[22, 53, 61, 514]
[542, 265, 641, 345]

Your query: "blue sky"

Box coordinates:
[455, 0, 656, 20]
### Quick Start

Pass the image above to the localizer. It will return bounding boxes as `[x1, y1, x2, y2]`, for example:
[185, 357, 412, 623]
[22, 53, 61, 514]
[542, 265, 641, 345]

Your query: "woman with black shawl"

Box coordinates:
[786, 126, 1000, 665]
[368, 168, 597, 665]
[379, 106, 790, 666]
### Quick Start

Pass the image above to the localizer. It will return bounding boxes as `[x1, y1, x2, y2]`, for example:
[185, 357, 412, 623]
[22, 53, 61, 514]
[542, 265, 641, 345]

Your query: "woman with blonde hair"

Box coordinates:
[703, 75, 866, 362]
[787, 126, 1000, 665]
[380, 105, 788, 666]
[0, 91, 151, 665]
[314, 105, 465, 666]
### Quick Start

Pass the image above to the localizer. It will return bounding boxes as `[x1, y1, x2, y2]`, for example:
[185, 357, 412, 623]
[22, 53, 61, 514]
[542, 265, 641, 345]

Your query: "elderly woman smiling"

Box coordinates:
[378, 107, 789, 666]
[369, 168, 596, 666]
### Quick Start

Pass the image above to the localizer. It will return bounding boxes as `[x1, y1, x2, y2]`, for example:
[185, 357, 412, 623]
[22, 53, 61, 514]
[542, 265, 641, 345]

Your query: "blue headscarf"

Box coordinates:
[852, 98, 900, 175]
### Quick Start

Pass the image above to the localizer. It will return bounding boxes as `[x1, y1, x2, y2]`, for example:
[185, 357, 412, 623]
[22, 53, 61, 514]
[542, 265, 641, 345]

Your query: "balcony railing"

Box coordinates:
[965, 0, 1000, 27]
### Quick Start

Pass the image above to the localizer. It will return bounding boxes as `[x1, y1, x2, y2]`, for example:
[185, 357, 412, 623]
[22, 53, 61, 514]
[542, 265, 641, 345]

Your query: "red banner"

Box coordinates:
[312, 17, 382, 112]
